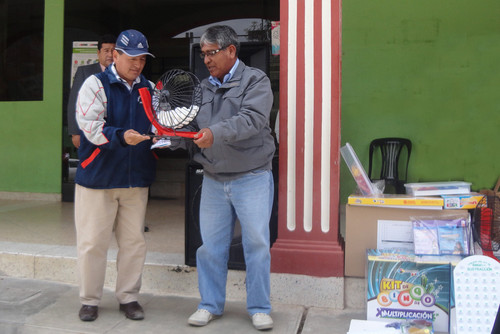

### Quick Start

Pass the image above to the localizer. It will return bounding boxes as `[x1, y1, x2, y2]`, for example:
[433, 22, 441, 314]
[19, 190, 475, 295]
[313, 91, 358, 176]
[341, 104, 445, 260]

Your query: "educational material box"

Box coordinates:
[366, 249, 452, 333]
[404, 181, 471, 196]
[348, 194, 443, 210]
[344, 204, 469, 277]
[441, 193, 484, 209]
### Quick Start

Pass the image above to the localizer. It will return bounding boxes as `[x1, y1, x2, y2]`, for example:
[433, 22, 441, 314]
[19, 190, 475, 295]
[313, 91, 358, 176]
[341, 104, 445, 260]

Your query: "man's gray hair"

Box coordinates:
[200, 25, 240, 56]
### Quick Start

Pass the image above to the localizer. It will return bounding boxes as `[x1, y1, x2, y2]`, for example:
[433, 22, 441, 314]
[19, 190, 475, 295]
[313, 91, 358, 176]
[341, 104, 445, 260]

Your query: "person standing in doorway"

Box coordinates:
[67, 34, 116, 149]
[74, 29, 156, 322]
[186, 25, 276, 331]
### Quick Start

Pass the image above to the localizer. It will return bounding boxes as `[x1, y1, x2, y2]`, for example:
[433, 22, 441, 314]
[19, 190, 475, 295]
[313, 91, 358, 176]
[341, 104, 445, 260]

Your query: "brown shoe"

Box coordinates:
[79, 305, 98, 321]
[119, 301, 145, 320]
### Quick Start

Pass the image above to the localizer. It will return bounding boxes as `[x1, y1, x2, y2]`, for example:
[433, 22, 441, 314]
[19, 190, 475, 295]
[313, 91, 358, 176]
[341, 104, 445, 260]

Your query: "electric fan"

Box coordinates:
[139, 69, 201, 138]
[472, 195, 500, 259]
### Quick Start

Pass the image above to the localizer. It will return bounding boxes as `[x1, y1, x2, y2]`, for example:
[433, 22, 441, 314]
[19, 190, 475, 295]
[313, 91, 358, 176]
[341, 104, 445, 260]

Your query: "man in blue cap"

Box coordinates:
[74, 29, 156, 322]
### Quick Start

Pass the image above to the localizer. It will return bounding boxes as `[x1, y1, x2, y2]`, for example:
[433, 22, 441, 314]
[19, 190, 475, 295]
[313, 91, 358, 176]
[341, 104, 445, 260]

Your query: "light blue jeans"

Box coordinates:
[196, 169, 274, 316]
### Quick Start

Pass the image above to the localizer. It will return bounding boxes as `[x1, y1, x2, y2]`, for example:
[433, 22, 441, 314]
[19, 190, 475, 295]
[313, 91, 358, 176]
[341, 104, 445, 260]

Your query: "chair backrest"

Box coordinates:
[368, 138, 412, 193]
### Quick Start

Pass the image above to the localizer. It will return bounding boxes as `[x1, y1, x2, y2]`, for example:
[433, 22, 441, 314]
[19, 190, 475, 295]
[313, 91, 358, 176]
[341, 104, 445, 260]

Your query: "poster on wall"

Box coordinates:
[70, 41, 98, 87]
[271, 21, 280, 55]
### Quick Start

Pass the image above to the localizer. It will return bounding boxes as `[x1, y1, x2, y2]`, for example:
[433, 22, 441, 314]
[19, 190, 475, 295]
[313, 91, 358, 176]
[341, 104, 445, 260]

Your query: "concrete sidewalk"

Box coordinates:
[0, 198, 369, 333]
[0, 276, 364, 334]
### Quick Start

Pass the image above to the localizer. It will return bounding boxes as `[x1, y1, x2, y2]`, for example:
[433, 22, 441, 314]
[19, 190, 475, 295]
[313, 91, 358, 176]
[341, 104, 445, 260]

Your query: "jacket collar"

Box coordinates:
[105, 64, 145, 90]
[204, 60, 246, 92]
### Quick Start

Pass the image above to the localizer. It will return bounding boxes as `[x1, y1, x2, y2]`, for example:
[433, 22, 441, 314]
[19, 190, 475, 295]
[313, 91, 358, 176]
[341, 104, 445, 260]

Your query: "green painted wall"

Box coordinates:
[0, 0, 498, 201]
[340, 0, 500, 202]
[0, 0, 64, 194]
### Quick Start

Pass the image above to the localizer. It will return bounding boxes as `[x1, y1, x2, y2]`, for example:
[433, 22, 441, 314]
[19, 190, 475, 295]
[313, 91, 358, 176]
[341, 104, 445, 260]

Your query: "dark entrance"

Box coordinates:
[62, 0, 280, 267]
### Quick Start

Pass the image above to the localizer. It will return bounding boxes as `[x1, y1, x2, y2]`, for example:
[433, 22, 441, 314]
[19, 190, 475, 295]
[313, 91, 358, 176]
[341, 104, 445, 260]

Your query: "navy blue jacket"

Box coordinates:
[75, 66, 156, 189]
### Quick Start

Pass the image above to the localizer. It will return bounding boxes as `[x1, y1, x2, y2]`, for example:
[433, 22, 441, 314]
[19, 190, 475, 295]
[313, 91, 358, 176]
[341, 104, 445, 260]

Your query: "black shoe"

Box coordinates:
[119, 301, 145, 320]
[79, 305, 98, 321]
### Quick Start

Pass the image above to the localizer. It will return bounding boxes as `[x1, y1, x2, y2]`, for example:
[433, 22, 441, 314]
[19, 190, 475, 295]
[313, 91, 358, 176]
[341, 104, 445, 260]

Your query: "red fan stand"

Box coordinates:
[139, 87, 198, 139]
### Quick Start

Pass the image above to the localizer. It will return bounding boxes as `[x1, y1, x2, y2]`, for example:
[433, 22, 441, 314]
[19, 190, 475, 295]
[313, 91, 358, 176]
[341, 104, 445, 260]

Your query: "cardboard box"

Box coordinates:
[344, 204, 468, 277]
[441, 193, 484, 209]
[366, 249, 452, 333]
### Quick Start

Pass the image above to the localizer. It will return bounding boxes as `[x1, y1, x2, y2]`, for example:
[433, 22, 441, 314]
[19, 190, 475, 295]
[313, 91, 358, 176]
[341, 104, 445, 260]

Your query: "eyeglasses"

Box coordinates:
[199, 48, 226, 59]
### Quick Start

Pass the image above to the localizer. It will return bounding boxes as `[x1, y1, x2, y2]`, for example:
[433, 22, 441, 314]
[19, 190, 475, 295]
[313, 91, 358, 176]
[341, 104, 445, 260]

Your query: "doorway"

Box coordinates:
[62, 0, 280, 258]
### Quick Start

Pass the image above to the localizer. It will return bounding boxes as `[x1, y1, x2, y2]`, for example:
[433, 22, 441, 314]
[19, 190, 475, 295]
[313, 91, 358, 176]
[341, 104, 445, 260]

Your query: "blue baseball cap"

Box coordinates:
[115, 29, 155, 57]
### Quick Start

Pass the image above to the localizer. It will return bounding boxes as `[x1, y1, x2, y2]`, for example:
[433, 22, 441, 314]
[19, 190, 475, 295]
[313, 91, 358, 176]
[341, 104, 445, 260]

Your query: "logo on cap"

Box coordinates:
[120, 35, 130, 46]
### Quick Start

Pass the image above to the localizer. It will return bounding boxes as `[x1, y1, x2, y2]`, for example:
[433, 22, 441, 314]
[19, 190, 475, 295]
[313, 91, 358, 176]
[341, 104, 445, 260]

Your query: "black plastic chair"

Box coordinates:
[368, 138, 412, 194]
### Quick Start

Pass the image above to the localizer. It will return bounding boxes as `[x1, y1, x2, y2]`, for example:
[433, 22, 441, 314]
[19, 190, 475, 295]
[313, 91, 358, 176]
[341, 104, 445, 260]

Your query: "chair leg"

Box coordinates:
[396, 182, 406, 194]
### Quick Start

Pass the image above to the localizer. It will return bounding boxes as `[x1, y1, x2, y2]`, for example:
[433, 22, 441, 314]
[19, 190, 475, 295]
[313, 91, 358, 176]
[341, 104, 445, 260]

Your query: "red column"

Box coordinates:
[271, 0, 344, 277]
